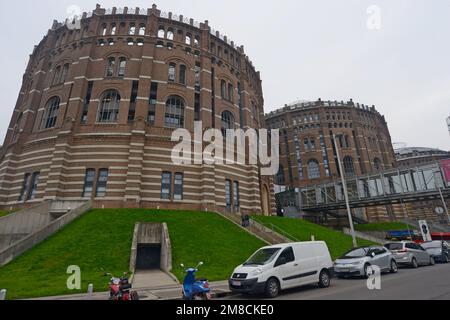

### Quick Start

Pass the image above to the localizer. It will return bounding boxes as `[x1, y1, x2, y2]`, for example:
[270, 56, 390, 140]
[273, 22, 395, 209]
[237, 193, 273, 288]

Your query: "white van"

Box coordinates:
[229, 242, 333, 298]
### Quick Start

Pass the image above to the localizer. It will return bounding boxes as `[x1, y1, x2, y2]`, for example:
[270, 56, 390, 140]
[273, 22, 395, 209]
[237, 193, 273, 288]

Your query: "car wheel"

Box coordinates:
[390, 260, 398, 273]
[411, 257, 418, 269]
[364, 263, 372, 278]
[318, 270, 331, 288]
[264, 278, 280, 298]
[430, 256, 435, 266]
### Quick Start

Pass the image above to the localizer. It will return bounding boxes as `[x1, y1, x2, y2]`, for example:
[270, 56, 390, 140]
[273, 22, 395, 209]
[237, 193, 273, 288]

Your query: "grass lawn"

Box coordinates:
[252, 216, 375, 260]
[0, 211, 12, 218]
[0, 209, 264, 300]
[355, 222, 416, 232]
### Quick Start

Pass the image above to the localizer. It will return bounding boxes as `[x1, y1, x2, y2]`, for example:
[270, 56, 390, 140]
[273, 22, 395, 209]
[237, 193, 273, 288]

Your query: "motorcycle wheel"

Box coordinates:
[131, 291, 140, 301]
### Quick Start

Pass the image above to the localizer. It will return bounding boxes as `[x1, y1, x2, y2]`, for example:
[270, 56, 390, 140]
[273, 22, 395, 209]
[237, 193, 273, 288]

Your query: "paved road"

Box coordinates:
[220, 263, 450, 300]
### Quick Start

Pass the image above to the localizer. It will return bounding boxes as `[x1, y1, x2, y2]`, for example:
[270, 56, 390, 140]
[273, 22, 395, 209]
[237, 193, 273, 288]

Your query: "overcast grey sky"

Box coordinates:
[1, 0, 449, 150]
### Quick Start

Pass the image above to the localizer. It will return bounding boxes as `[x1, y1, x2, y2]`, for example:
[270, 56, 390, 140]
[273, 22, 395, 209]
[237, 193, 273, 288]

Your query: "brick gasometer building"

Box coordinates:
[0, 4, 275, 215]
[266, 99, 400, 222]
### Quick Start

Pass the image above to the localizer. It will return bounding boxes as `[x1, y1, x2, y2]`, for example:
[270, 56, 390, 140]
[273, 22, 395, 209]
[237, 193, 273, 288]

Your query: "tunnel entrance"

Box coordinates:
[136, 244, 161, 270]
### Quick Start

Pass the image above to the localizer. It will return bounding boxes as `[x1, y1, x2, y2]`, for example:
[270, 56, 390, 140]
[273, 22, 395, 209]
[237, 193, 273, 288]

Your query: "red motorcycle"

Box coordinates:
[104, 272, 139, 301]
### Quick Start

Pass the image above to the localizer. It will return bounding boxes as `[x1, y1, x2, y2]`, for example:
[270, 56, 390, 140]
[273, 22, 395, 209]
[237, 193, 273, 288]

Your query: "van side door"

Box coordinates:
[274, 247, 297, 289]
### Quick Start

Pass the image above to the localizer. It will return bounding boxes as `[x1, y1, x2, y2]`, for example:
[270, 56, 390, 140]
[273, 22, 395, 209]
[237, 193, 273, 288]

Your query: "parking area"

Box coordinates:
[220, 263, 450, 300]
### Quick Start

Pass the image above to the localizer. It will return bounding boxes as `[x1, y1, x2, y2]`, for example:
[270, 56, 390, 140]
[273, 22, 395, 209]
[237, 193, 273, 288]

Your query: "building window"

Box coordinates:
[228, 84, 234, 102]
[81, 81, 94, 124]
[97, 90, 121, 123]
[18, 173, 30, 202]
[276, 166, 286, 185]
[167, 28, 174, 40]
[374, 158, 382, 171]
[308, 159, 321, 180]
[225, 180, 232, 210]
[101, 24, 107, 36]
[233, 181, 240, 211]
[128, 23, 136, 35]
[118, 57, 127, 77]
[221, 80, 227, 99]
[41, 96, 60, 129]
[138, 24, 146, 36]
[148, 82, 158, 125]
[221, 111, 235, 135]
[111, 24, 116, 35]
[165, 95, 185, 128]
[27, 172, 40, 201]
[128, 81, 139, 123]
[60, 63, 69, 84]
[161, 172, 172, 200]
[174, 173, 184, 200]
[168, 63, 176, 82]
[194, 92, 201, 121]
[96, 169, 109, 198]
[185, 33, 192, 45]
[179, 65, 186, 84]
[158, 26, 165, 38]
[106, 57, 115, 77]
[343, 156, 355, 176]
[82, 169, 96, 198]
[52, 66, 61, 86]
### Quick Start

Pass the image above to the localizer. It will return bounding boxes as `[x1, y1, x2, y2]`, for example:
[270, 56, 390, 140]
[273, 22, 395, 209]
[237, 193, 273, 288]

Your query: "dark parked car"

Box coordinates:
[421, 241, 449, 263]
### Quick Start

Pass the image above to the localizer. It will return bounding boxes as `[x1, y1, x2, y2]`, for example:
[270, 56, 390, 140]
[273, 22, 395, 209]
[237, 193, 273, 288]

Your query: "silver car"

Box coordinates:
[384, 241, 435, 268]
[334, 246, 398, 278]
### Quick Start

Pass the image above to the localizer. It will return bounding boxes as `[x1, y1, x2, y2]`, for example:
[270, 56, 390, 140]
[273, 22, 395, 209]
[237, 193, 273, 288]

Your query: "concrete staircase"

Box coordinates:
[218, 212, 294, 245]
[0, 201, 91, 266]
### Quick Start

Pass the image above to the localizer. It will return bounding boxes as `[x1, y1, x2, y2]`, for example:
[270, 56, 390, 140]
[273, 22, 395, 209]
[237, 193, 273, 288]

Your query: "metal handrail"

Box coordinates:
[251, 218, 299, 243]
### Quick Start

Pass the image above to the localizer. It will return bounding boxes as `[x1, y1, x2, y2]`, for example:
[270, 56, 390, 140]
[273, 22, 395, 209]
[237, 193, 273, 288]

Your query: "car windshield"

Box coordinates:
[421, 242, 441, 249]
[341, 248, 368, 259]
[244, 248, 281, 266]
[384, 243, 403, 251]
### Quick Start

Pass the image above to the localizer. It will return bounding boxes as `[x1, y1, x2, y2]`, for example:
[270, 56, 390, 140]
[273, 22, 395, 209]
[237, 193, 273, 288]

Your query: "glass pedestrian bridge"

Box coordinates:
[276, 162, 450, 213]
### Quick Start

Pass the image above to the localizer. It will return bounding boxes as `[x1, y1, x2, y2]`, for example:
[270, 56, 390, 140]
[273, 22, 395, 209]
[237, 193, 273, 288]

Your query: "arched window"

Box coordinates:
[185, 33, 192, 45]
[158, 26, 165, 38]
[111, 24, 116, 35]
[307, 160, 320, 180]
[41, 97, 60, 129]
[179, 65, 186, 84]
[60, 63, 69, 84]
[97, 90, 121, 123]
[167, 28, 174, 40]
[165, 95, 185, 128]
[138, 24, 146, 36]
[101, 24, 107, 36]
[128, 23, 136, 35]
[221, 80, 227, 99]
[276, 166, 285, 185]
[52, 66, 61, 86]
[106, 57, 115, 76]
[194, 35, 200, 47]
[168, 63, 176, 82]
[374, 158, 382, 171]
[343, 156, 355, 176]
[228, 84, 234, 102]
[221, 111, 235, 133]
[118, 57, 127, 77]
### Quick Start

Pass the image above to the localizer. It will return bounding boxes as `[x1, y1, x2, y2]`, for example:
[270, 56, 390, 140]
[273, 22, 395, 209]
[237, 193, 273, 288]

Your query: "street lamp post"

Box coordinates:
[333, 133, 358, 248]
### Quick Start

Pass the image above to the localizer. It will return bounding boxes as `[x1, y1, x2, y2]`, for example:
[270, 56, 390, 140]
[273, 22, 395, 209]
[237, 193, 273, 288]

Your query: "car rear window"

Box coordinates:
[384, 243, 403, 251]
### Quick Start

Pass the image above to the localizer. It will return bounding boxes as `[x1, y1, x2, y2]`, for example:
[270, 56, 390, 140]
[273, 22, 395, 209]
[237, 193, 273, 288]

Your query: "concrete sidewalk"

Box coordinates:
[28, 281, 231, 301]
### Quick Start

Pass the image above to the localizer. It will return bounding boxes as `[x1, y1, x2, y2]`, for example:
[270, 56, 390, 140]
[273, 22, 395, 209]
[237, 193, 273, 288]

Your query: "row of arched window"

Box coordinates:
[100, 23, 146, 36]
[36, 91, 235, 131]
[157, 26, 200, 47]
[276, 156, 357, 184]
